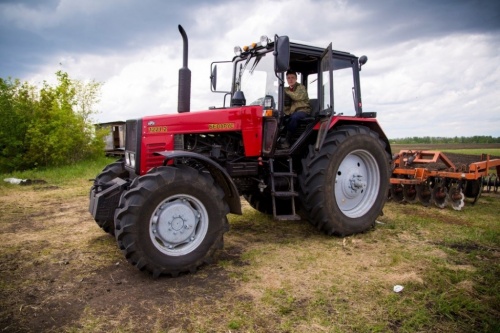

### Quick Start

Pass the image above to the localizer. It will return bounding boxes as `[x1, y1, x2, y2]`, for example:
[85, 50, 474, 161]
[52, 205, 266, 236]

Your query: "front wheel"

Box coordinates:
[114, 165, 229, 277]
[299, 125, 390, 236]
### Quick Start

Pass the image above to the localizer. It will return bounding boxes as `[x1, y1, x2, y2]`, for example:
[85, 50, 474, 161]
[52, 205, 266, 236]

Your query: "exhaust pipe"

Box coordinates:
[178, 25, 191, 113]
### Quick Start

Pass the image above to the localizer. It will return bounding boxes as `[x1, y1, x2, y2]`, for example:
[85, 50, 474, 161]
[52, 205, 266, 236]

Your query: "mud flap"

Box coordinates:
[315, 113, 333, 151]
[89, 178, 127, 221]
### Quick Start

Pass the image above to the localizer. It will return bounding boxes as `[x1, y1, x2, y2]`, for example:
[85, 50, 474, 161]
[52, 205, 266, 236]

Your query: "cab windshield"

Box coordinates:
[234, 51, 278, 106]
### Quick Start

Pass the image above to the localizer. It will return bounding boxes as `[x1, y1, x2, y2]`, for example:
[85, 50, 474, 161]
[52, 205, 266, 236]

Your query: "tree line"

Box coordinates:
[0, 71, 106, 173]
[390, 136, 500, 144]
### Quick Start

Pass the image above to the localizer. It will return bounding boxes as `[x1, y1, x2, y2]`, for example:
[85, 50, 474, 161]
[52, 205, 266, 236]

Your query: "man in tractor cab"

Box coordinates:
[280, 70, 311, 148]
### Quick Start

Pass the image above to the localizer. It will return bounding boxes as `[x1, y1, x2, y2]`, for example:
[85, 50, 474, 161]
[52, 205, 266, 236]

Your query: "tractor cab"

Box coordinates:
[209, 35, 371, 154]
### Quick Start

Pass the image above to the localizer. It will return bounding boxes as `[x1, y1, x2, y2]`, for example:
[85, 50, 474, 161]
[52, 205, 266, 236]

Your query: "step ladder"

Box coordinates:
[269, 158, 301, 221]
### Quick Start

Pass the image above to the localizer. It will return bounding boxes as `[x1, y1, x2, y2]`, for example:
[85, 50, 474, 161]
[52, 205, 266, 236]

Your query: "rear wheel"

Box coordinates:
[299, 125, 390, 236]
[114, 165, 229, 277]
[91, 160, 128, 235]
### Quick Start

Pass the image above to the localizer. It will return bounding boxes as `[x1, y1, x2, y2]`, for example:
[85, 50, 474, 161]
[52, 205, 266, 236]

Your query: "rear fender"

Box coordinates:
[326, 117, 392, 156]
[154, 150, 242, 215]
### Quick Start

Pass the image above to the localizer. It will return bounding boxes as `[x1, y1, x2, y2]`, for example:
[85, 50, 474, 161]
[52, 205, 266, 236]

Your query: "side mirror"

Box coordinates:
[210, 65, 217, 91]
[274, 35, 290, 73]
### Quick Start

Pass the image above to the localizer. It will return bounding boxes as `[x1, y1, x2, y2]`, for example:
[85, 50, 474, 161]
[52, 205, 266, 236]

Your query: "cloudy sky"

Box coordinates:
[1, 0, 499, 139]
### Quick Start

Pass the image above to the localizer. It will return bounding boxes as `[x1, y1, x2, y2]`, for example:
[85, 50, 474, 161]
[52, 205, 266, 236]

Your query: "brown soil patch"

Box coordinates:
[0, 185, 237, 332]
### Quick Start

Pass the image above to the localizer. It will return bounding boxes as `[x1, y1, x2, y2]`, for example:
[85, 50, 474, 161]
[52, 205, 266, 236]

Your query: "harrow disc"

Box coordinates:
[464, 178, 482, 205]
[390, 184, 404, 202]
[447, 183, 465, 211]
[403, 184, 418, 203]
[416, 182, 432, 206]
[484, 174, 499, 193]
[432, 179, 448, 209]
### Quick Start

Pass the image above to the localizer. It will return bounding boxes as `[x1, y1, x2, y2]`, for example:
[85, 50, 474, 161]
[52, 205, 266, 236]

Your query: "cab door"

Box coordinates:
[319, 43, 334, 115]
[315, 43, 334, 150]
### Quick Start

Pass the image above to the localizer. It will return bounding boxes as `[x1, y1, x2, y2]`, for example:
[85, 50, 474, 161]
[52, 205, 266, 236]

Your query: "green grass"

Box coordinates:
[374, 200, 500, 332]
[0, 156, 116, 186]
[442, 148, 500, 156]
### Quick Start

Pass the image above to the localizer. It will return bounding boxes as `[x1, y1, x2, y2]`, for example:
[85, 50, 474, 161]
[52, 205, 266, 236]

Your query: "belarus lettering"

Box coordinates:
[208, 123, 235, 130]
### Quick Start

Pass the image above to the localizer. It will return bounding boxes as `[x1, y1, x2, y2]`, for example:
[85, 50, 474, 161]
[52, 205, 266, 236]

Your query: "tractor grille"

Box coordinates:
[145, 142, 165, 170]
[174, 134, 184, 150]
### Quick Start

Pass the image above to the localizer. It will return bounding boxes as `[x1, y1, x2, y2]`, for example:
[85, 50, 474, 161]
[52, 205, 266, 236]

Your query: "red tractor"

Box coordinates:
[89, 25, 392, 277]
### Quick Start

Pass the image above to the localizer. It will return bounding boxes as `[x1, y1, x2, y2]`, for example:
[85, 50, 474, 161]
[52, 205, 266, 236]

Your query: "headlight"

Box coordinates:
[125, 152, 131, 166]
[130, 153, 136, 168]
[234, 46, 242, 57]
[260, 35, 268, 47]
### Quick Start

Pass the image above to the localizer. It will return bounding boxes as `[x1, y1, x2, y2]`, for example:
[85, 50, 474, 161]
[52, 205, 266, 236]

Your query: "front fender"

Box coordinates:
[154, 150, 242, 215]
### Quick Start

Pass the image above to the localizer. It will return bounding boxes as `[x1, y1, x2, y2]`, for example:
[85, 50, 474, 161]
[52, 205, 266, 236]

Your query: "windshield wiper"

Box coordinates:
[249, 55, 262, 75]
[236, 55, 254, 90]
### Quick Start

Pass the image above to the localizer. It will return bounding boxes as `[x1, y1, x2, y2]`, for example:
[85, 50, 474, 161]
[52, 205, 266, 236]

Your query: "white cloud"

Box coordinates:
[3, 0, 499, 138]
[361, 33, 500, 138]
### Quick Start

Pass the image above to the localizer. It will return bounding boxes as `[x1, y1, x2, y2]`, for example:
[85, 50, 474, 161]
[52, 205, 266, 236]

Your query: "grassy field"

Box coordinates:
[391, 143, 500, 157]
[0, 152, 499, 332]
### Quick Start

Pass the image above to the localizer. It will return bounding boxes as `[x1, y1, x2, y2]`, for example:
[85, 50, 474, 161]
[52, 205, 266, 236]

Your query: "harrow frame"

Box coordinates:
[390, 150, 500, 210]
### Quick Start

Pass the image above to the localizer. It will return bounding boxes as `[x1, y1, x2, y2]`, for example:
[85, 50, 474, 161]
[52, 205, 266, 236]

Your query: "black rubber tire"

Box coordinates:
[298, 125, 390, 236]
[91, 160, 128, 236]
[114, 165, 229, 277]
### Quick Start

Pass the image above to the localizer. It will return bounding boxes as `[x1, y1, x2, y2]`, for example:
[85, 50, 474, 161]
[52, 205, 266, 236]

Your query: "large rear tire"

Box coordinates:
[298, 125, 390, 236]
[91, 160, 129, 235]
[114, 165, 229, 277]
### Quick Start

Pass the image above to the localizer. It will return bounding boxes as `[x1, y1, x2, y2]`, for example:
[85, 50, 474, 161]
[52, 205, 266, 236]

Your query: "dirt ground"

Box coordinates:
[0, 150, 499, 332]
[0, 182, 243, 332]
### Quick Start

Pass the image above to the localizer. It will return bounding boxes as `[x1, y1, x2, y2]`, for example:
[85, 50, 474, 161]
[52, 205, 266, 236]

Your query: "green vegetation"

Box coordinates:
[0, 72, 106, 173]
[441, 148, 500, 156]
[390, 136, 500, 144]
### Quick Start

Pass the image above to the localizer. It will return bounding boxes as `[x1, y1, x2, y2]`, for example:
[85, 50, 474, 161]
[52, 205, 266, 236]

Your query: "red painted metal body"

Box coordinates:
[137, 106, 265, 175]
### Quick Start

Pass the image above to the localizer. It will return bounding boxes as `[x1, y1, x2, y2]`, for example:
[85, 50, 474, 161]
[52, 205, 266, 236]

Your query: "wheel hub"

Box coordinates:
[343, 172, 366, 199]
[152, 199, 199, 247]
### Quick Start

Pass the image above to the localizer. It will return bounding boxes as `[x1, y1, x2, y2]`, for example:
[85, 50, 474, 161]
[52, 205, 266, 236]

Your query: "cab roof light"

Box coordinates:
[260, 35, 269, 47]
[234, 35, 271, 57]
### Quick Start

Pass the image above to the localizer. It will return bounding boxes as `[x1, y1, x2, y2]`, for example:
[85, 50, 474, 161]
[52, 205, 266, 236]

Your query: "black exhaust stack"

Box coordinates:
[178, 25, 191, 113]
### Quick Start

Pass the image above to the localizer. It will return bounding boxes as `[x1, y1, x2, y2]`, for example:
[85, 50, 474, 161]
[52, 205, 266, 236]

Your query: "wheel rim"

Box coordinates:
[334, 149, 380, 218]
[149, 194, 208, 256]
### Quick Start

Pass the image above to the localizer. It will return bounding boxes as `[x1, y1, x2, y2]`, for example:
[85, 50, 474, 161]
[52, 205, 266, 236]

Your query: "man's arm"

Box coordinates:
[285, 84, 309, 101]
